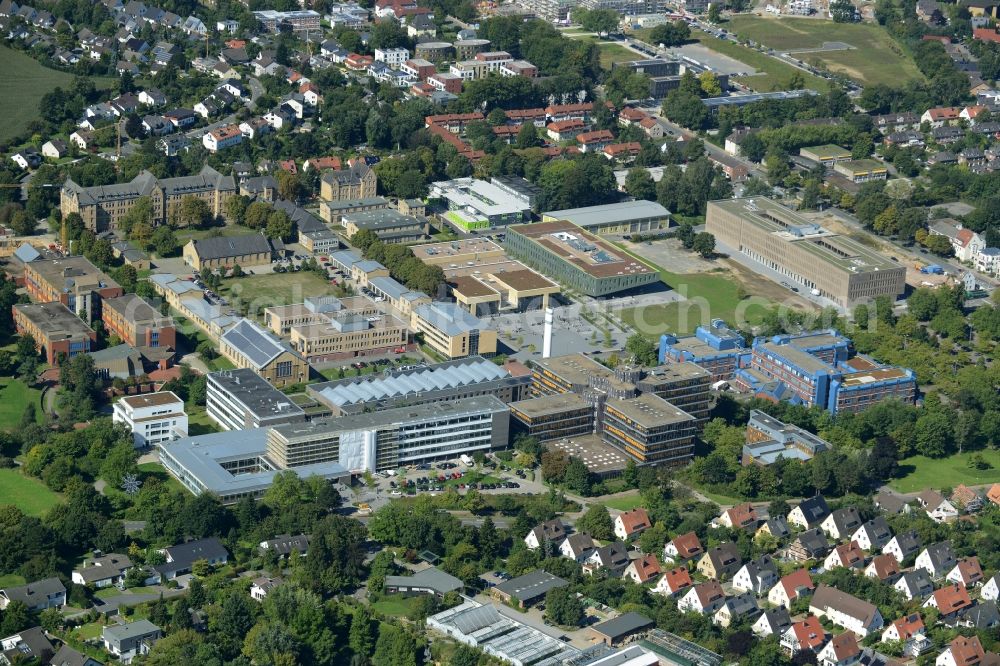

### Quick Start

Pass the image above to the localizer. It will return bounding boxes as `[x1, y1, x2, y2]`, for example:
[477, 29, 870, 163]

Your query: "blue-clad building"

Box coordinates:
[659, 320, 749, 382]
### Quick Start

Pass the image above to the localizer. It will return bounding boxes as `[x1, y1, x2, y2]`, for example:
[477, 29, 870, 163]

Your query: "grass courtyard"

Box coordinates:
[889, 450, 1000, 493]
[371, 594, 425, 617]
[724, 16, 923, 87]
[0, 468, 62, 517]
[0, 378, 45, 429]
[218, 271, 335, 310]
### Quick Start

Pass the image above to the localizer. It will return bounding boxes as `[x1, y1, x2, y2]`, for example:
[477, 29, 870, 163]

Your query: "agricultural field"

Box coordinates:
[0, 46, 76, 143]
[724, 16, 923, 87]
[0, 469, 62, 516]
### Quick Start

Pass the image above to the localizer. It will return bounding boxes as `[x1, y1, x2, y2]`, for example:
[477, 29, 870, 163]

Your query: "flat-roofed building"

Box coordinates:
[24, 255, 123, 320]
[659, 320, 749, 382]
[705, 198, 905, 307]
[430, 177, 533, 231]
[12, 301, 97, 365]
[341, 209, 428, 243]
[308, 355, 530, 415]
[602, 393, 697, 466]
[113, 391, 187, 448]
[799, 144, 852, 167]
[505, 220, 659, 297]
[264, 296, 379, 335]
[833, 159, 889, 183]
[219, 319, 308, 387]
[410, 301, 497, 358]
[290, 313, 409, 362]
[102, 293, 176, 351]
[742, 409, 830, 465]
[206, 368, 307, 431]
[509, 392, 595, 442]
[542, 200, 671, 235]
[635, 362, 712, 424]
[318, 196, 390, 224]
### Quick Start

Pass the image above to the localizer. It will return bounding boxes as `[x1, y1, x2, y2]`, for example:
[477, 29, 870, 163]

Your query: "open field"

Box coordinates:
[0, 378, 45, 429]
[176, 225, 259, 243]
[218, 271, 334, 309]
[0, 469, 61, 516]
[724, 16, 922, 87]
[598, 42, 640, 69]
[890, 451, 1000, 493]
[603, 494, 643, 511]
[0, 574, 26, 588]
[0, 46, 76, 143]
[372, 594, 425, 617]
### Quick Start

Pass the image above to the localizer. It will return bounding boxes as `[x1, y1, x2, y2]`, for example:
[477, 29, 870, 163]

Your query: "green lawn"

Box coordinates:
[0, 378, 44, 429]
[138, 461, 188, 495]
[0, 46, 95, 142]
[724, 16, 922, 87]
[372, 594, 424, 617]
[614, 244, 777, 336]
[71, 622, 104, 641]
[176, 225, 259, 242]
[889, 451, 1000, 493]
[185, 405, 221, 436]
[0, 468, 62, 516]
[218, 271, 334, 310]
[603, 494, 644, 511]
[0, 574, 25, 588]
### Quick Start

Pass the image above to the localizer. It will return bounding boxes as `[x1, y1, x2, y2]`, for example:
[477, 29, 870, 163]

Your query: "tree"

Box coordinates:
[662, 89, 709, 130]
[707, 3, 722, 22]
[9, 209, 35, 236]
[915, 409, 953, 458]
[174, 196, 212, 228]
[265, 210, 293, 241]
[625, 334, 658, 365]
[275, 170, 303, 202]
[624, 168, 656, 202]
[244, 201, 272, 230]
[541, 450, 570, 483]
[648, 21, 691, 47]
[765, 151, 790, 185]
[545, 586, 584, 627]
[151, 225, 178, 256]
[691, 232, 715, 258]
[699, 72, 722, 97]
[574, 7, 619, 33]
[516, 122, 542, 148]
[372, 623, 419, 666]
[226, 195, 250, 225]
[576, 504, 614, 540]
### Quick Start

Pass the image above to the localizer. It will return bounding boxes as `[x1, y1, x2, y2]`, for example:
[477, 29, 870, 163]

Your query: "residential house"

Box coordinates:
[259, 535, 309, 558]
[664, 532, 703, 563]
[824, 541, 866, 570]
[960, 600, 1000, 631]
[72, 553, 133, 588]
[525, 519, 566, 550]
[922, 583, 973, 622]
[583, 542, 629, 577]
[716, 503, 759, 531]
[753, 607, 792, 638]
[852, 518, 893, 552]
[781, 616, 827, 656]
[202, 124, 243, 152]
[697, 543, 742, 580]
[937, 636, 987, 666]
[732, 555, 779, 596]
[560, 533, 596, 562]
[154, 537, 228, 580]
[947, 557, 984, 588]
[41, 140, 67, 159]
[915, 542, 958, 579]
[102, 620, 161, 663]
[809, 584, 883, 637]
[677, 581, 726, 615]
[981, 573, 1000, 602]
[881, 613, 926, 645]
[819, 633, 862, 666]
[0, 627, 56, 665]
[138, 88, 167, 106]
[788, 496, 831, 529]
[921, 107, 962, 126]
[614, 508, 651, 541]
[757, 517, 791, 541]
[0, 578, 65, 611]
[874, 491, 910, 516]
[651, 567, 692, 597]
[895, 570, 935, 601]
[157, 135, 190, 156]
[788, 528, 830, 562]
[821, 507, 863, 541]
[883, 531, 921, 563]
[624, 554, 661, 585]
[865, 554, 901, 582]
[713, 592, 759, 628]
[250, 576, 283, 601]
[768, 569, 815, 609]
[928, 222, 985, 263]
[952, 485, 985, 513]
[10, 149, 41, 170]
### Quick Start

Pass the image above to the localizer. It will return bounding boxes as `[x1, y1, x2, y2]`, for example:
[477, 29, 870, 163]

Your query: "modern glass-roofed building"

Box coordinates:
[706, 198, 905, 307]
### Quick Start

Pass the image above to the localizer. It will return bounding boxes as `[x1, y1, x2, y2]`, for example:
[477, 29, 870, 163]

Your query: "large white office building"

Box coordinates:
[206, 369, 307, 431]
[112, 392, 188, 448]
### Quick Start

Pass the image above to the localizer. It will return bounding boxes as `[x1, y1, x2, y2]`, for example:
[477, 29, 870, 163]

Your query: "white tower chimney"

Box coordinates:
[542, 308, 553, 358]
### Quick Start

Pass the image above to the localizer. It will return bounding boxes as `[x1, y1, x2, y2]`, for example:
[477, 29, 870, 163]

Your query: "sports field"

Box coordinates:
[0, 469, 62, 516]
[725, 16, 922, 87]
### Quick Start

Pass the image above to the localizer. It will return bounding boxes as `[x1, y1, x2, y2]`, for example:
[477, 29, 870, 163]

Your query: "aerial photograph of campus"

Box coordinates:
[3, 0, 1000, 661]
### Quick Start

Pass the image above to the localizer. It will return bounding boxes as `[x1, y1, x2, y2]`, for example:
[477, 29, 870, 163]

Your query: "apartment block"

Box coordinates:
[206, 369, 307, 431]
[24, 256, 124, 320]
[113, 391, 188, 448]
[12, 301, 97, 365]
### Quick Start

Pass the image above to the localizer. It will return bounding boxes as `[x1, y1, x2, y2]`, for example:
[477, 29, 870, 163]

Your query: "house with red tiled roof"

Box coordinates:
[677, 581, 725, 615]
[922, 583, 973, 621]
[277, 159, 297, 174]
[546, 119, 586, 141]
[651, 567, 692, 596]
[638, 116, 664, 139]
[951, 484, 985, 513]
[716, 503, 759, 531]
[602, 142, 642, 162]
[768, 569, 815, 608]
[961, 105, 988, 123]
[938, 635, 986, 666]
[947, 557, 984, 588]
[614, 508, 651, 541]
[817, 631, 860, 666]
[624, 554, 661, 584]
[881, 613, 924, 643]
[576, 130, 615, 153]
[780, 616, 826, 655]
[988, 484, 1000, 507]
[618, 107, 648, 127]
[303, 157, 342, 172]
[824, 541, 866, 570]
[664, 532, 703, 563]
[921, 106, 962, 127]
[865, 554, 901, 582]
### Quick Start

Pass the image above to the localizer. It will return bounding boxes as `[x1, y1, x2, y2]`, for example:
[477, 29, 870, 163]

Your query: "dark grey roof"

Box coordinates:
[0, 577, 65, 606]
[722, 592, 759, 618]
[706, 542, 741, 571]
[795, 496, 830, 524]
[385, 566, 463, 595]
[162, 537, 227, 571]
[272, 199, 326, 233]
[102, 619, 160, 642]
[590, 542, 629, 569]
[898, 570, 933, 596]
[759, 608, 791, 632]
[794, 528, 829, 556]
[51, 643, 102, 666]
[0, 627, 54, 664]
[893, 530, 921, 554]
[962, 601, 1000, 629]
[744, 554, 778, 580]
[592, 612, 654, 640]
[828, 507, 862, 534]
[923, 542, 957, 570]
[811, 584, 879, 625]
[494, 570, 568, 602]
[260, 534, 309, 556]
[857, 517, 892, 543]
[761, 516, 789, 538]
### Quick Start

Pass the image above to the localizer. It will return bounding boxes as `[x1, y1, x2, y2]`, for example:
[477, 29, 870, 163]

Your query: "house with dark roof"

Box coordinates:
[491, 570, 568, 608]
[589, 612, 654, 646]
[894, 570, 934, 601]
[852, 517, 893, 552]
[0, 578, 66, 611]
[820, 507, 863, 541]
[697, 543, 742, 580]
[915, 542, 957, 579]
[960, 600, 1000, 630]
[182, 233, 279, 271]
[788, 528, 830, 562]
[809, 584, 883, 637]
[883, 531, 921, 563]
[525, 519, 567, 550]
[384, 566, 463, 597]
[874, 491, 910, 515]
[713, 592, 759, 628]
[0, 627, 55, 664]
[153, 537, 228, 580]
[753, 607, 792, 638]
[788, 496, 831, 529]
[258, 534, 309, 557]
[560, 533, 597, 562]
[733, 555, 779, 596]
[582, 542, 629, 576]
[756, 516, 790, 541]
